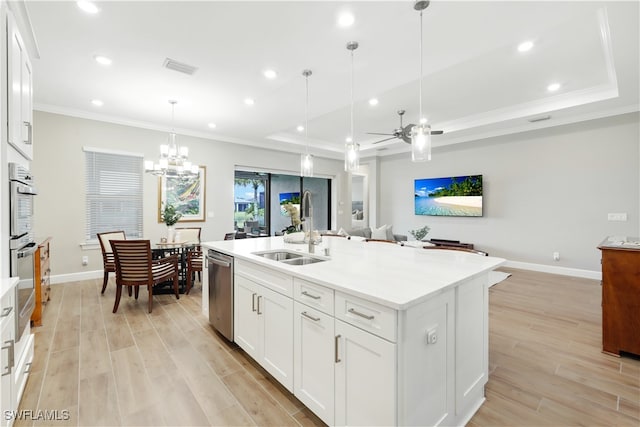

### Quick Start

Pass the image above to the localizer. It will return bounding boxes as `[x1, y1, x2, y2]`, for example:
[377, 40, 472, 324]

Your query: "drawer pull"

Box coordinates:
[2, 340, 14, 376]
[251, 293, 257, 312]
[335, 335, 341, 363]
[348, 308, 374, 320]
[301, 291, 321, 300]
[0, 307, 13, 318]
[301, 311, 320, 322]
[257, 295, 262, 315]
[24, 362, 32, 374]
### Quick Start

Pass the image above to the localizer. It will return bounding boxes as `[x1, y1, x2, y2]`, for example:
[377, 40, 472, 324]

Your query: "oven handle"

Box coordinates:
[16, 242, 37, 258]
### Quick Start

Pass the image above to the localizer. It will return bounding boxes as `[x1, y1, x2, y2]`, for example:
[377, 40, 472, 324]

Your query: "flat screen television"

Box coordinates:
[414, 175, 483, 217]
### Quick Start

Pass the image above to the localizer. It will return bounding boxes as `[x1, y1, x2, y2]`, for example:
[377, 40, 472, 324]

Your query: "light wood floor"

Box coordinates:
[15, 268, 640, 426]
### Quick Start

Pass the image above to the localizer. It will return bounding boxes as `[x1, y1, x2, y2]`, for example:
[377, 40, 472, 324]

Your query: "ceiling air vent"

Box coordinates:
[528, 115, 551, 123]
[163, 58, 198, 75]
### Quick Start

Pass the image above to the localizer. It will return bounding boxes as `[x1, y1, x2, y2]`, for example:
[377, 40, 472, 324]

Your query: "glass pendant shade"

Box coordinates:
[411, 123, 431, 162]
[345, 142, 360, 172]
[301, 153, 314, 177]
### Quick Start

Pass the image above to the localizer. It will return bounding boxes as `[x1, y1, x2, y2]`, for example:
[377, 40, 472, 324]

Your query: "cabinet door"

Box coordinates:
[7, 11, 33, 160]
[1, 314, 15, 427]
[233, 275, 261, 361]
[259, 285, 293, 392]
[294, 303, 335, 425]
[335, 319, 396, 426]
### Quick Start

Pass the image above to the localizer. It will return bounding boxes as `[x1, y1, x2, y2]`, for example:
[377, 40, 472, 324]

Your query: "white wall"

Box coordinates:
[378, 113, 640, 273]
[31, 111, 347, 278]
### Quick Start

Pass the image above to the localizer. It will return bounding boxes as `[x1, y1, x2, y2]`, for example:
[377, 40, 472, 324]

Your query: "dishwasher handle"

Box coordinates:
[207, 255, 231, 268]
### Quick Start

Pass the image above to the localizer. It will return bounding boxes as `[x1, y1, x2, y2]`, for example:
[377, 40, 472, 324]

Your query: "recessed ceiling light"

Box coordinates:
[91, 99, 103, 107]
[208, 123, 217, 129]
[244, 98, 255, 106]
[345, 137, 353, 143]
[338, 12, 355, 27]
[94, 55, 112, 66]
[517, 40, 534, 52]
[296, 125, 304, 132]
[77, 1, 99, 14]
[368, 98, 379, 106]
[547, 83, 561, 92]
[263, 69, 277, 80]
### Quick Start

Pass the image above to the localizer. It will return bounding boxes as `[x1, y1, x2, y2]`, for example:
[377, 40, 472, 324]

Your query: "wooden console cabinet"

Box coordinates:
[31, 237, 51, 327]
[598, 237, 640, 357]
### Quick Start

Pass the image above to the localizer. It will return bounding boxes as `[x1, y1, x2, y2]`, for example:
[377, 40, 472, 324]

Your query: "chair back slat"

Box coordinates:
[111, 240, 153, 284]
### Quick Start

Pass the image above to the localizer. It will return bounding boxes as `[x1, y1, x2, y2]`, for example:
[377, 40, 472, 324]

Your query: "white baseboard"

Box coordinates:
[50, 270, 103, 285]
[503, 260, 601, 280]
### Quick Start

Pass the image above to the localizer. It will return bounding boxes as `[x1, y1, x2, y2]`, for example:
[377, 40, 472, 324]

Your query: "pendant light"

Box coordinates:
[410, 0, 432, 162]
[300, 69, 314, 177]
[345, 41, 360, 172]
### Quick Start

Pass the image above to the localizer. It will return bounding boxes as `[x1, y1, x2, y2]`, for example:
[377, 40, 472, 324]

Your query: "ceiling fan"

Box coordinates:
[368, 110, 443, 145]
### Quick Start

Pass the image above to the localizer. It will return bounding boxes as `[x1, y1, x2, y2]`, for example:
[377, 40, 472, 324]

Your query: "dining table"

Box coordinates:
[152, 240, 199, 293]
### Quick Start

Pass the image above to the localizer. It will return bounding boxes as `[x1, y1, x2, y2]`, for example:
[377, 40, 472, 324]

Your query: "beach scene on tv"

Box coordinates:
[414, 175, 483, 217]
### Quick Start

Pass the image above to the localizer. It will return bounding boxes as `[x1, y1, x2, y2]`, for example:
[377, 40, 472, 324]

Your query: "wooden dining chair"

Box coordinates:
[423, 245, 489, 256]
[110, 240, 180, 313]
[97, 230, 126, 294]
[223, 232, 236, 240]
[185, 248, 203, 295]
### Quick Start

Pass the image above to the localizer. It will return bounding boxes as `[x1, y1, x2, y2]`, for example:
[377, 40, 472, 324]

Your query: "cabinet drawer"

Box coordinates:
[14, 333, 34, 408]
[236, 259, 293, 297]
[335, 292, 397, 342]
[0, 290, 14, 326]
[294, 278, 334, 316]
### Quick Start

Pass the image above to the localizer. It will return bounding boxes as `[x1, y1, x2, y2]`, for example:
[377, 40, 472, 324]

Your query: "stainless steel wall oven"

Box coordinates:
[9, 163, 37, 343]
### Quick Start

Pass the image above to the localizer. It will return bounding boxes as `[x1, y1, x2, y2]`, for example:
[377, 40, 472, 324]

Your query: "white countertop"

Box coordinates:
[203, 237, 505, 310]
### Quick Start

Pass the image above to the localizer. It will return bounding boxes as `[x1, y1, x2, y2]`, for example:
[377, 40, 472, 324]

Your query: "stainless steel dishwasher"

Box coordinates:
[207, 250, 234, 341]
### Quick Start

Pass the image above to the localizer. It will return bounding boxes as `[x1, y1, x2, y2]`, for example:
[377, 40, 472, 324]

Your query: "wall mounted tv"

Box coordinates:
[414, 175, 483, 217]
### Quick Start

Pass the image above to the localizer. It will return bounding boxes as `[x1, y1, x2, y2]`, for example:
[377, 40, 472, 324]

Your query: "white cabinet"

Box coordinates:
[234, 274, 294, 391]
[293, 303, 335, 425]
[335, 319, 396, 426]
[1, 291, 15, 427]
[7, 10, 33, 161]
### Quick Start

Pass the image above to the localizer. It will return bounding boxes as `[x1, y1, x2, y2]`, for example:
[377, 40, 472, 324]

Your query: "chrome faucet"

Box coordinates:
[301, 190, 315, 254]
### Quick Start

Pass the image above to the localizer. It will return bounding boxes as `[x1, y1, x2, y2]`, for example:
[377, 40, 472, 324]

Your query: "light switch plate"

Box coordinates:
[607, 213, 627, 221]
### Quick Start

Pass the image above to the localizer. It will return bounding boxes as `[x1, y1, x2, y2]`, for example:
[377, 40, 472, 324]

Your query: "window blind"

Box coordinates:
[85, 149, 143, 242]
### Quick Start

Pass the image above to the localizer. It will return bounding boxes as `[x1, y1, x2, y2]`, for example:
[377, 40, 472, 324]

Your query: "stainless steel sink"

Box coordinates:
[253, 250, 303, 261]
[280, 257, 327, 266]
[252, 250, 327, 265]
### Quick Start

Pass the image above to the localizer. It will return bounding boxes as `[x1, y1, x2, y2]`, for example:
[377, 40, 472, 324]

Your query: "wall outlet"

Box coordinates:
[82, 256, 89, 266]
[553, 252, 560, 261]
[607, 213, 627, 221]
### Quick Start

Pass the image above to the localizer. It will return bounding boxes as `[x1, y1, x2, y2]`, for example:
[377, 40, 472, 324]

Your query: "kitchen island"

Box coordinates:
[202, 236, 504, 426]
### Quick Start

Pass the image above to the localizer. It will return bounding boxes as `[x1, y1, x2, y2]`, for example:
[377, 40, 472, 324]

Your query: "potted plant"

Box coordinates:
[281, 203, 305, 243]
[162, 203, 182, 242]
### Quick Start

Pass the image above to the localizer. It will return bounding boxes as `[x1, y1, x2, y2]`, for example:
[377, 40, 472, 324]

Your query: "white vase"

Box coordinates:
[167, 226, 176, 243]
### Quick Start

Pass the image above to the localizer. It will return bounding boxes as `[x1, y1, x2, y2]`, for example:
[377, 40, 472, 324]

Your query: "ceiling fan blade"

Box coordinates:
[366, 132, 394, 136]
[431, 130, 444, 135]
[372, 137, 398, 144]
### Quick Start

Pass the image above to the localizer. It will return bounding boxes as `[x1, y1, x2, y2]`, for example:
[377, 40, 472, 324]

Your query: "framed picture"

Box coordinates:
[279, 192, 300, 216]
[158, 166, 206, 222]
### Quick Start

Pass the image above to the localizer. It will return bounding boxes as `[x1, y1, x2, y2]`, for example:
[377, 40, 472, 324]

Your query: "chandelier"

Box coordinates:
[145, 100, 199, 177]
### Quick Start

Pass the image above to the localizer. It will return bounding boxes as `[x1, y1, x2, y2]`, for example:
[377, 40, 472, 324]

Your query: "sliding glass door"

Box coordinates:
[235, 170, 330, 236]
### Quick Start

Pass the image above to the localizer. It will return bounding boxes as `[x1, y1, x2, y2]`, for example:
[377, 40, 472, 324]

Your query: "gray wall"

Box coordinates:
[378, 113, 639, 272]
[32, 111, 346, 278]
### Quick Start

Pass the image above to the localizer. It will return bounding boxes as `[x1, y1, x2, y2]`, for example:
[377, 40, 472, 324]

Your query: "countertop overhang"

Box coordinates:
[202, 237, 505, 310]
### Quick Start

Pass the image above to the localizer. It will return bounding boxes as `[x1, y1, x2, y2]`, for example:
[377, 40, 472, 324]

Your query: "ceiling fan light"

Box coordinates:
[411, 124, 431, 162]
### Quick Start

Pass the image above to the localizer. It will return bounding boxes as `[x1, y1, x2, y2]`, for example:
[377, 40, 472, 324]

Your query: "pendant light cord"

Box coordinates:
[350, 48, 354, 141]
[305, 74, 309, 154]
[419, 10, 423, 122]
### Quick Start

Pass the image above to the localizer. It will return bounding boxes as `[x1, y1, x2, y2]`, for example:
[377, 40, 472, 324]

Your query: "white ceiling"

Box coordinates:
[27, 1, 639, 160]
